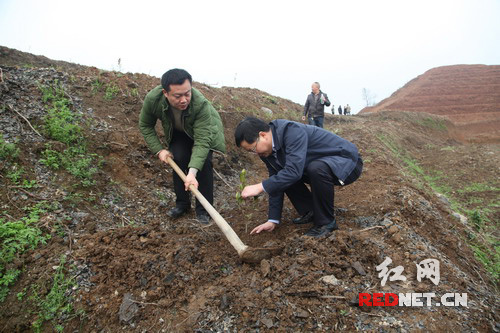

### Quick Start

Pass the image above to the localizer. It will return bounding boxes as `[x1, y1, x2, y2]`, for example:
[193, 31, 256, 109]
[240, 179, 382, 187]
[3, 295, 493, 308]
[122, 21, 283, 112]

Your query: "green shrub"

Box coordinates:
[0, 269, 20, 302]
[40, 149, 62, 169]
[39, 81, 82, 145]
[38, 80, 66, 104]
[0, 138, 19, 160]
[44, 104, 82, 145]
[469, 210, 483, 231]
[38, 82, 102, 187]
[6, 164, 24, 184]
[0, 203, 52, 302]
[63, 153, 98, 186]
[41, 147, 99, 187]
[104, 83, 120, 100]
[130, 88, 139, 97]
[263, 95, 278, 104]
[91, 79, 103, 94]
[416, 117, 447, 131]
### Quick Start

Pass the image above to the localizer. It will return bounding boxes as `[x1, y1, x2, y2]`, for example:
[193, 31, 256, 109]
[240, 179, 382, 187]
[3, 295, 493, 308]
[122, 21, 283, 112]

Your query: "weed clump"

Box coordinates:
[0, 138, 20, 161]
[0, 203, 53, 302]
[38, 81, 101, 186]
[30, 255, 84, 332]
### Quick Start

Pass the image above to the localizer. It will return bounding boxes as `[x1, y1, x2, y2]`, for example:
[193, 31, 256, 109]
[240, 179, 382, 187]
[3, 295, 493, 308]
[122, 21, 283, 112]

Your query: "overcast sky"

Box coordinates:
[1, 0, 499, 114]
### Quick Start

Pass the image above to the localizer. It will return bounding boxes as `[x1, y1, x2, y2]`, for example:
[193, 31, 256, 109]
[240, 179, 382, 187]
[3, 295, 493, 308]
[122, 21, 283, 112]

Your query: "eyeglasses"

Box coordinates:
[249, 137, 260, 154]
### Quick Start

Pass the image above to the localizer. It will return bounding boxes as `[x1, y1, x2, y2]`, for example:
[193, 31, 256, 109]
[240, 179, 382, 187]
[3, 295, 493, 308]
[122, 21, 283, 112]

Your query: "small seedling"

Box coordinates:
[235, 169, 247, 204]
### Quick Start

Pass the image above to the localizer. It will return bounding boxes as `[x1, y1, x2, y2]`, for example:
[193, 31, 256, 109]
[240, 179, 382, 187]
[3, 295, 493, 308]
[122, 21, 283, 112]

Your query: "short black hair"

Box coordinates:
[161, 68, 192, 92]
[234, 117, 270, 147]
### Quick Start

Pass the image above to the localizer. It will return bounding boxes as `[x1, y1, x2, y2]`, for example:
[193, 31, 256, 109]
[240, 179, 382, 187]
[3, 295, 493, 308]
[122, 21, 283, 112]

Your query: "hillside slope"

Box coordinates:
[360, 65, 500, 143]
[0, 47, 498, 332]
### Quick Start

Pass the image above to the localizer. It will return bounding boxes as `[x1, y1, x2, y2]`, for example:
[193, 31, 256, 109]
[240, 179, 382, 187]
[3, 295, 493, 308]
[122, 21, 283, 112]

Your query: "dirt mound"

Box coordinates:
[360, 65, 500, 143]
[0, 46, 498, 332]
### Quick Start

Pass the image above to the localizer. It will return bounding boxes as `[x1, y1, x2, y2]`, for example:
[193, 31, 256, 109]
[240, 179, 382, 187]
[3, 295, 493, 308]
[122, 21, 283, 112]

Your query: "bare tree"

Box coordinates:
[362, 88, 377, 106]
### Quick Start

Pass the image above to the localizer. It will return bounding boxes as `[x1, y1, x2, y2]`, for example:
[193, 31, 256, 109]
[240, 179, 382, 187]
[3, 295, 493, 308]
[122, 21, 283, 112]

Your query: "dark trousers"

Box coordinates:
[285, 157, 363, 226]
[308, 116, 324, 128]
[169, 130, 213, 215]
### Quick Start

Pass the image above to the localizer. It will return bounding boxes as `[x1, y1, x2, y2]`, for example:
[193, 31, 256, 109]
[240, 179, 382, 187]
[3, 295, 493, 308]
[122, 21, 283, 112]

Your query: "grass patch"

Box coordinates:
[376, 133, 400, 157]
[470, 243, 499, 283]
[377, 132, 499, 284]
[466, 197, 485, 205]
[466, 211, 499, 283]
[440, 146, 455, 152]
[263, 95, 278, 105]
[377, 133, 427, 178]
[377, 134, 450, 193]
[415, 116, 447, 131]
[457, 183, 500, 194]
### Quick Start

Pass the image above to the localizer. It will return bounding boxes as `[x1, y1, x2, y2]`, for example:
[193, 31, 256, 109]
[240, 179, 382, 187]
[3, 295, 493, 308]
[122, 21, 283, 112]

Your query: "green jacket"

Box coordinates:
[139, 86, 226, 170]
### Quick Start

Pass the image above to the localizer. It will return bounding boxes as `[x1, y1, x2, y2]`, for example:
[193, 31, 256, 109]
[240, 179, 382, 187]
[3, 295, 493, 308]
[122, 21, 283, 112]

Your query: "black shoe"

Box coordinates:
[304, 219, 338, 237]
[292, 211, 314, 225]
[167, 206, 190, 219]
[196, 212, 210, 225]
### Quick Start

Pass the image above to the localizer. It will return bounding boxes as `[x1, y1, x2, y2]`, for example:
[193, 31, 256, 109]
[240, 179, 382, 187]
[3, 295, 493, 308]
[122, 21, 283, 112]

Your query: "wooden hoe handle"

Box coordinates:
[166, 157, 248, 255]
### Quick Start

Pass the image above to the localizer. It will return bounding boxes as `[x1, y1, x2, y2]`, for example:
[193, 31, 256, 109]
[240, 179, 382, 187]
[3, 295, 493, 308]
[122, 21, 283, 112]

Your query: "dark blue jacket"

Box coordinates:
[261, 119, 359, 221]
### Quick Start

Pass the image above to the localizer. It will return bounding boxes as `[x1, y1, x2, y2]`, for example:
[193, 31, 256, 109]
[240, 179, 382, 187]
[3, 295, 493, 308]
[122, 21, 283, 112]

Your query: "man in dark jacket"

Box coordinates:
[302, 82, 330, 128]
[235, 117, 363, 237]
[139, 68, 226, 224]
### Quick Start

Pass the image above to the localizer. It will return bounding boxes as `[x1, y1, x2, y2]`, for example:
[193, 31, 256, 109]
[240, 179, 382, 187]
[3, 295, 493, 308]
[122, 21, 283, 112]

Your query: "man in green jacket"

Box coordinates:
[139, 68, 226, 224]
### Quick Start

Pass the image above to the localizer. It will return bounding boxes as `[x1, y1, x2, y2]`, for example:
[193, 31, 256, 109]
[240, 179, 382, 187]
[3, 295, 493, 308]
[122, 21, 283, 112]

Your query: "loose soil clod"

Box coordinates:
[240, 246, 283, 264]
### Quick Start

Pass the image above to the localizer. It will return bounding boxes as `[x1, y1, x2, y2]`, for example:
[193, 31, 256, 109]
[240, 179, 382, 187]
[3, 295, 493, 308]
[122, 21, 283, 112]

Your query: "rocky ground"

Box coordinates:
[0, 46, 498, 332]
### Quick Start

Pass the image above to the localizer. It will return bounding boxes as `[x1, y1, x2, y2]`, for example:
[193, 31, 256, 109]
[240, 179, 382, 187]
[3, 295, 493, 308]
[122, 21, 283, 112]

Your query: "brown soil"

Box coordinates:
[360, 65, 500, 143]
[0, 46, 498, 332]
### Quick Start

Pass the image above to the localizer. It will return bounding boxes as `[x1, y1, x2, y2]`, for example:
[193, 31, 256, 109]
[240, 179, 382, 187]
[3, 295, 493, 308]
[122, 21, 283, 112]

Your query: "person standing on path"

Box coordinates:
[345, 104, 351, 115]
[302, 82, 330, 128]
